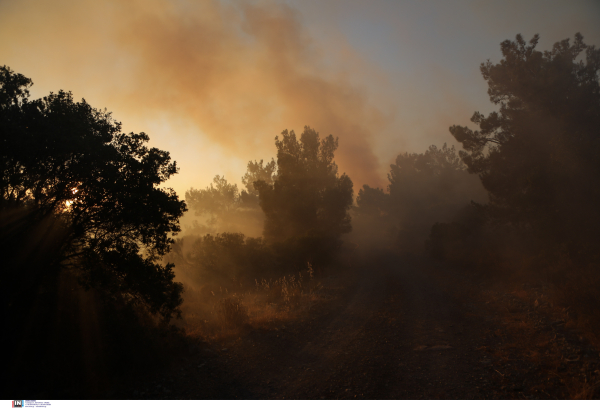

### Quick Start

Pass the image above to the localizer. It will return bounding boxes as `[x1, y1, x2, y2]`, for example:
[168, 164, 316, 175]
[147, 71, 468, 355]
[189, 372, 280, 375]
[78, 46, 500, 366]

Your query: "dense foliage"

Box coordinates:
[356, 144, 485, 251]
[256, 126, 354, 243]
[450, 33, 600, 249]
[0, 66, 186, 321]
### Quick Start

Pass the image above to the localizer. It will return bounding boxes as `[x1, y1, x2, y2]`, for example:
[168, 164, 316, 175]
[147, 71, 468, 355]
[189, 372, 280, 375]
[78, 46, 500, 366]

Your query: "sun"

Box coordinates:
[65, 188, 79, 209]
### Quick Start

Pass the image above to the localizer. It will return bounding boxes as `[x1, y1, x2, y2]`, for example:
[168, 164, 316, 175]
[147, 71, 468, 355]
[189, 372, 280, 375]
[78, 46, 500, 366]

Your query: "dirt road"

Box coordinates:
[120, 252, 600, 399]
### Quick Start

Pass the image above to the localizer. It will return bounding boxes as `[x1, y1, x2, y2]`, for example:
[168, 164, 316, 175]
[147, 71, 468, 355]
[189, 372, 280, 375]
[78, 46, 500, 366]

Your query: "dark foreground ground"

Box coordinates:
[108, 252, 600, 399]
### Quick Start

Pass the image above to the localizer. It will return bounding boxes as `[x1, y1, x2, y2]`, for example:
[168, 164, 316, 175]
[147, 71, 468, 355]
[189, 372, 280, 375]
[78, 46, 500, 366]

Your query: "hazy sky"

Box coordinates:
[1, 0, 598, 196]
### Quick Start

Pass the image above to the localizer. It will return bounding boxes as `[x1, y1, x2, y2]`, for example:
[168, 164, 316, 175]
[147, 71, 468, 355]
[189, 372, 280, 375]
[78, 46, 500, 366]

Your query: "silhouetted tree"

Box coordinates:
[450, 33, 600, 248]
[356, 185, 390, 217]
[356, 144, 485, 251]
[239, 159, 277, 210]
[0, 66, 186, 321]
[186, 161, 277, 220]
[186, 175, 241, 221]
[389, 144, 472, 210]
[242, 159, 277, 197]
[185, 165, 273, 235]
[255, 126, 353, 245]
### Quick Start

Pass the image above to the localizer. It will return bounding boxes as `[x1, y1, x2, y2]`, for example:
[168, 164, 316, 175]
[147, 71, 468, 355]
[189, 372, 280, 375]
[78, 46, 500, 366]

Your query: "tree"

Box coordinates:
[450, 33, 600, 247]
[255, 126, 353, 249]
[355, 185, 390, 218]
[186, 175, 241, 222]
[355, 144, 486, 251]
[0, 66, 186, 321]
[242, 159, 277, 197]
[186, 162, 276, 221]
[387, 144, 484, 221]
[185, 161, 276, 236]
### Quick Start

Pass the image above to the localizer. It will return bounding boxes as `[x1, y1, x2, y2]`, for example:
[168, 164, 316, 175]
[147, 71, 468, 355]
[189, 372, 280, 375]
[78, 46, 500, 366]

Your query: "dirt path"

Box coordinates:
[119, 253, 600, 399]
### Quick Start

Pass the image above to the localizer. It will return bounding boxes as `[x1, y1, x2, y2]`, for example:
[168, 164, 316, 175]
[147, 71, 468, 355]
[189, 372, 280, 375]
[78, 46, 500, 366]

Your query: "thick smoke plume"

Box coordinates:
[0, 0, 388, 190]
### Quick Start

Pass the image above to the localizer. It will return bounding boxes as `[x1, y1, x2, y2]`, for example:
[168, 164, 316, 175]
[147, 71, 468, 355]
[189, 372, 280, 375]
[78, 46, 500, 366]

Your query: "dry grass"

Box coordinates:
[176, 263, 324, 339]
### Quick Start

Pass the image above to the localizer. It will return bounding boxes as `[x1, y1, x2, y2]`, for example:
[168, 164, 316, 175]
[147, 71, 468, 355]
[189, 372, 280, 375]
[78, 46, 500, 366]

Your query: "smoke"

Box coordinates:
[0, 0, 388, 191]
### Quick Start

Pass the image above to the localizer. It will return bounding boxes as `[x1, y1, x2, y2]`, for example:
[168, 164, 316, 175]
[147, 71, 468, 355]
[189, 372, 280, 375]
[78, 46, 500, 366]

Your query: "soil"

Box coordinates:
[114, 252, 600, 399]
